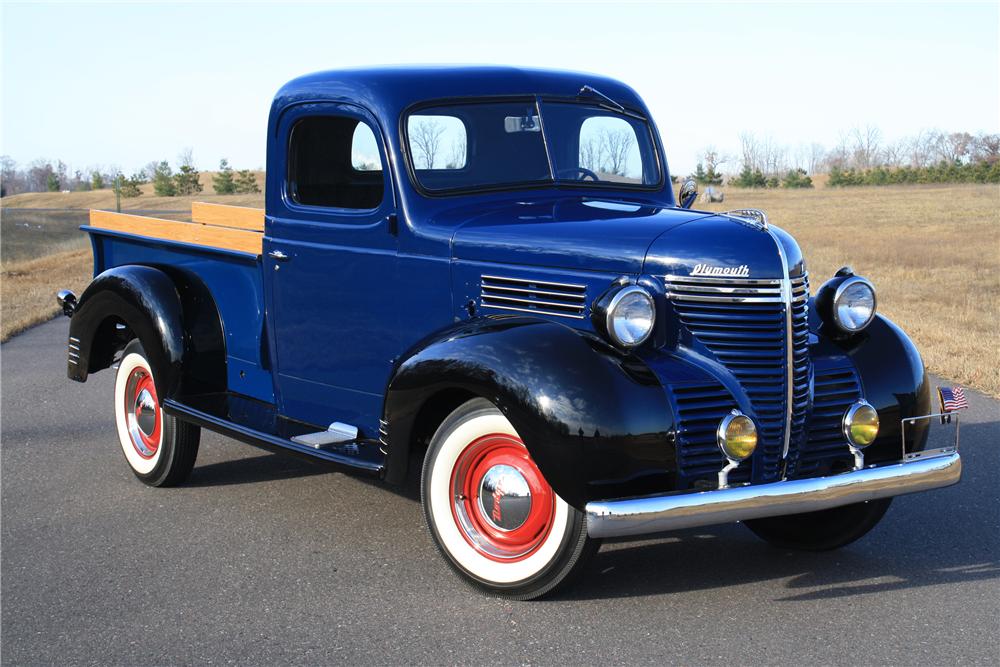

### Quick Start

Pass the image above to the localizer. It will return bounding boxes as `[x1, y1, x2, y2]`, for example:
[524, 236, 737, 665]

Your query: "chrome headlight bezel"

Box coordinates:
[604, 285, 655, 348]
[816, 268, 878, 336]
[832, 276, 877, 333]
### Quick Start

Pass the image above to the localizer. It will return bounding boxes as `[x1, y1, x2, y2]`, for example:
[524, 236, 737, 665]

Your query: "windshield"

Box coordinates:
[405, 99, 661, 193]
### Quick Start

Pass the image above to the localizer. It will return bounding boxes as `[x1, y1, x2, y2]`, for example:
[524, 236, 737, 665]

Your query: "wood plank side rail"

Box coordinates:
[190, 202, 265, 232]
[89, 210, 263, 256]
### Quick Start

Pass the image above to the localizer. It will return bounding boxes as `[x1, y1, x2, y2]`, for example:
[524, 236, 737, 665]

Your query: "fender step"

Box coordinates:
[162, 393, 384, 475]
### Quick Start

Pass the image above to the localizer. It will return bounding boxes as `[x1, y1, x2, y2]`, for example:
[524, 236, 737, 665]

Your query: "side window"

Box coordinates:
[351, 123, 382, 172]
[288, 115, 384, 209]
[578, 116, 643, 183]
[407, 115, 467, 169]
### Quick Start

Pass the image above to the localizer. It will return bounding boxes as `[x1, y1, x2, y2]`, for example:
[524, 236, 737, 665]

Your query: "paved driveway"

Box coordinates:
[3, 319, 998, 664]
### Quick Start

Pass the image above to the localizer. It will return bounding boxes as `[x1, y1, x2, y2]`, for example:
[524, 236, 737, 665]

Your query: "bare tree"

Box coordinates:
[808, 143, 825, 175]
[970, 133, 1000, 165]
[738, 132, 760, 171]
[581, 137, 605, 173]
[411, 119, 445, 169]
[931, 131, 973, 164]
[600, 128, 634, 176]
[446, 135, 467, 169]
[881, 140, 906, 168]
[850, 125, 882, 170]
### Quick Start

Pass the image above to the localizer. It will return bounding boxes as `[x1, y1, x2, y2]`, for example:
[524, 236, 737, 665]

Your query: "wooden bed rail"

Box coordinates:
[190, 202, 265, 232]
[89, 202, 265, 256]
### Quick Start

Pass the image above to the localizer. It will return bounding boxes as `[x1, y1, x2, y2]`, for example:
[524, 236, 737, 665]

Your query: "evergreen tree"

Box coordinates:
[47, 172, 61, 191]
[693, 163, 707, 185]
[781, 168, 814, 188]
[91, 171, 105, 190]
[212, 159, 236, 194]
[152, 161, 176, 196]
[174, 165, 203, 196]
[234, 169, 260, 194]
[704, 163, 723, 185]
[119, 172, 144, 198]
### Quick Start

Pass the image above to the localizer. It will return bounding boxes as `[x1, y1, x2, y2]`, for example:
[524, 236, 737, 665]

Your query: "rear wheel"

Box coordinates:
[114, 339, 200, 487]
[421, 398, 599, 600]
[744, 498, 892, 551]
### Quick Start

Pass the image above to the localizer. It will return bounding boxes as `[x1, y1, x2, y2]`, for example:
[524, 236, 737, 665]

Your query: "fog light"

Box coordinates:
[843, 401, 879, 447]
[717, 410, 757, 461]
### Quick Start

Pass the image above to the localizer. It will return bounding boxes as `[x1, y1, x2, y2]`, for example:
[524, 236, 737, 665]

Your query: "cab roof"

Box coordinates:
[271, 65, 649, 119]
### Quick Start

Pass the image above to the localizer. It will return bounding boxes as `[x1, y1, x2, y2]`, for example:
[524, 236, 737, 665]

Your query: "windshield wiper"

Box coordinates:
[578, 85, 647, 120]
[578, 85, 625, 114]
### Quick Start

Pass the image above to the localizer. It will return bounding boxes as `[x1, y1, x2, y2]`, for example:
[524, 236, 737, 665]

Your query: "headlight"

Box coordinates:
[717, 410, 757, 461]
[816, 268, 877, 335]
[834, 277, 877, 332]
[605, 285, 655, 348]
[843, 401, 879, 447]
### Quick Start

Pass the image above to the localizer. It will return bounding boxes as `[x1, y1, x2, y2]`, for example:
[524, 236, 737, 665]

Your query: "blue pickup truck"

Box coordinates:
[58, 66, 961, 599]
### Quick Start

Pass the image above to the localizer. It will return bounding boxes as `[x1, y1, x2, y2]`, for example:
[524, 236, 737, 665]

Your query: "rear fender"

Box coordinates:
[381, 316, 674, 509]
[67, 265, 224, 399]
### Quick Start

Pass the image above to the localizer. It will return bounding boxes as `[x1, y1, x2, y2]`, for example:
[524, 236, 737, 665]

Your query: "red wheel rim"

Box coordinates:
[124, 366, 160, 459]
[449, 433, 555, 562]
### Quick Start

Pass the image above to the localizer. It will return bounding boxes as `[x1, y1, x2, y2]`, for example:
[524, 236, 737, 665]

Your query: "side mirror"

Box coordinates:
[678, 179, 698, 209]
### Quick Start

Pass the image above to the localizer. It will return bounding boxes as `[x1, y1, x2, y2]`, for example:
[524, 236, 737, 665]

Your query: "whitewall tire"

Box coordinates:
[421, 398, 598, 599]
[113, 340, 200, 487]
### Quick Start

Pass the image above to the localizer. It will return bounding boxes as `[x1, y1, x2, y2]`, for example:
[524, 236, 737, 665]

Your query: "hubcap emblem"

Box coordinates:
[478, 464, 531, 532]
[134, 388, 157, 436]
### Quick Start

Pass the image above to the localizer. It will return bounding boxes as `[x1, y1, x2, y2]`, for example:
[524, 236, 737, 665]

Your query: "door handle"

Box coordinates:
[268, 250, 290, 262]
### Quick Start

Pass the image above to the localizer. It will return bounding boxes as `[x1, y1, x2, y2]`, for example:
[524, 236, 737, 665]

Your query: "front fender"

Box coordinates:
[68, 265, 185, 398]
[382, 316, 674, 509]
[819, 313, 932, 463]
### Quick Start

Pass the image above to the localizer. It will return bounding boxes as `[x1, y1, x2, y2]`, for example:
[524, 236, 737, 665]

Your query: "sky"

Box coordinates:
[2, 1, 997, 176]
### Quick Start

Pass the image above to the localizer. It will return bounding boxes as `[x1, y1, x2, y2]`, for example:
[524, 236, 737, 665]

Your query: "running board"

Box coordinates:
[162, 393, 384, 475]
[291, 422, 359, 449]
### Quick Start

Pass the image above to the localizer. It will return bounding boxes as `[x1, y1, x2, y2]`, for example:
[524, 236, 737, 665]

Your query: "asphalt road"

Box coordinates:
[3, 319, 998, 665]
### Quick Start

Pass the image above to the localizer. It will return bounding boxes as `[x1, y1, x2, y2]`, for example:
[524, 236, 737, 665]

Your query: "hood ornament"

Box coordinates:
[721, 208, 769, 230]
[691, 263, 751, 278]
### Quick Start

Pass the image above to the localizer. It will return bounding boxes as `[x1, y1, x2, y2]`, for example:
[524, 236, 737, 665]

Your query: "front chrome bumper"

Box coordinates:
[585, 448, 961, 539]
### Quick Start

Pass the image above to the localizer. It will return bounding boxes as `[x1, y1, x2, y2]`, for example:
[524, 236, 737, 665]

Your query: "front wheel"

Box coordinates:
[114, 339, 200, 487]
[744, 498, 892, 551]
[421, 398, 599, 600]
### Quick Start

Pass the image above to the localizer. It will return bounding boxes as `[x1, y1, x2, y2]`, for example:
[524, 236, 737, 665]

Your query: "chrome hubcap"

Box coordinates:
[477, 464, 532, 532]
[134, 388, 157, 436]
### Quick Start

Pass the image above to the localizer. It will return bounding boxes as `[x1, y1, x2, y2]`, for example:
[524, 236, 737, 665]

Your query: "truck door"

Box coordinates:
[264, 103, 398, 434]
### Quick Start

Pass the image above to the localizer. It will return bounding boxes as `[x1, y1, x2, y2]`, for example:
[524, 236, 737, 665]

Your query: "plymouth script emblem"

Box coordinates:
[691, 263, 750, 278]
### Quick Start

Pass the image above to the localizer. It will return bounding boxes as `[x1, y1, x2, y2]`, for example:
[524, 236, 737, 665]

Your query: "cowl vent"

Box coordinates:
[480, 275, 586, 319]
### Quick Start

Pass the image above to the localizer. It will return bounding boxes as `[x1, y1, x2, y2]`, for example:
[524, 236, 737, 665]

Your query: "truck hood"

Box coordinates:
[642, 215, 805, 280]
[450, 197, 708, 273]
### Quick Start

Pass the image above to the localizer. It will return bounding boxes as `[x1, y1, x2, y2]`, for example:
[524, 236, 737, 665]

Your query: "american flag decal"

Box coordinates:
[939, 386, 969, 413]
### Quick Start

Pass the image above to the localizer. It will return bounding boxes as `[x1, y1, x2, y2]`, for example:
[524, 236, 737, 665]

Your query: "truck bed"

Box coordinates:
[83, 203, 273, 402]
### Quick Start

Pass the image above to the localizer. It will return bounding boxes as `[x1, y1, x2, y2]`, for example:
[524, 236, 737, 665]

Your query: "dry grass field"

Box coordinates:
[2, 181, 997, 396]
[703, 184, 1000, 396]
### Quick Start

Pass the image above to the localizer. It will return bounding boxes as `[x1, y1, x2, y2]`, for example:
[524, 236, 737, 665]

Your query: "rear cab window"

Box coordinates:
[288, 116, 384, 209]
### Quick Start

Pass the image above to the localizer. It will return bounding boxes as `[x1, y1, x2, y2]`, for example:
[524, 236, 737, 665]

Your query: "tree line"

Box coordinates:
[1, 150, 260, 198]
[694, 127, 1000, 188]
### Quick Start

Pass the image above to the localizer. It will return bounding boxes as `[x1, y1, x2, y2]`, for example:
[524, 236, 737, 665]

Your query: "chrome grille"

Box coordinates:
[480, 275, 586, 319]
[791, 362, 860, 478]
[665, 273, 810, 483]
[671, 382, 749, 486]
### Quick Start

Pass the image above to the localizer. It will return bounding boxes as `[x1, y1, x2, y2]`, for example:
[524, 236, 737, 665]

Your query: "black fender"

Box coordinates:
[818, 313, 932, 464]
[381, 316, 674, 509]
[67, 265, 226, 399]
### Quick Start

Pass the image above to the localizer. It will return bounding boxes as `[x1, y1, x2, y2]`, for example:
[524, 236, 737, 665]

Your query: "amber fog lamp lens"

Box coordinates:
[717, 412, 757, 461]
[843, 402, 880, 447]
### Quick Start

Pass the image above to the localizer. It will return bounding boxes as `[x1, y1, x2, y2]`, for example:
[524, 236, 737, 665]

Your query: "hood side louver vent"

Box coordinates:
[480, 275, 586, 319]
